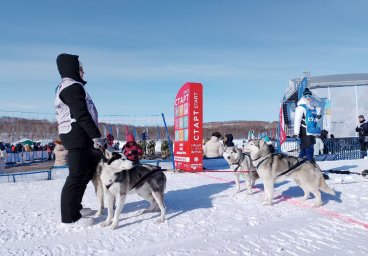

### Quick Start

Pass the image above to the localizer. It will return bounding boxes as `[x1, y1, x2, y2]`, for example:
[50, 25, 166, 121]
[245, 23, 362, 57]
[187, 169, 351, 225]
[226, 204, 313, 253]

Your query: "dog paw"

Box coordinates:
[100, 220, 112, 227]
[262, 201, 273, 206]
[313, 202, 322, 208]
[155, 218, 165, 224]
[111, 222, 119, 230]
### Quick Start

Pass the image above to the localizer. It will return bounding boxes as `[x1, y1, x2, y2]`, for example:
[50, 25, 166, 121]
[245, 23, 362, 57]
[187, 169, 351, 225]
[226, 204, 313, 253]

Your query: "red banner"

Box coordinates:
[174, 82, 203, 171]
[279, 104, 286, 145]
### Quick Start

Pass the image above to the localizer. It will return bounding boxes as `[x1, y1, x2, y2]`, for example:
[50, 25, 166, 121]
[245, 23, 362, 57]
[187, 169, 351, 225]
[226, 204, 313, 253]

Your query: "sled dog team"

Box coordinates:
[54, 54, 335, 230]
[224, 139, 335, 207]
[93, 138, 335, 230]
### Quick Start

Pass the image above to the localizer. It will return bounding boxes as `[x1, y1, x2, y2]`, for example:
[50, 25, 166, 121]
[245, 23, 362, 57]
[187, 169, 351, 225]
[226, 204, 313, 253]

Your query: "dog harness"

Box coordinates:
[231, 153, 245, 172]
[254, 155, 271, 169]
[105, 181, 115, 190]
[130, 165, 163, 190]
[275, 159, 307, 178]
[104, 165, 163, 191]
[254, 154, 308, 177]
[55, 78, 98, 134]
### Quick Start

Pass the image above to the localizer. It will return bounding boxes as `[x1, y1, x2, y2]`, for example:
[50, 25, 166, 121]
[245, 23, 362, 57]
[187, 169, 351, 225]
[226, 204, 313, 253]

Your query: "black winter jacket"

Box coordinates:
[356, 120, 368, 143]
[56, 54, 101, 149]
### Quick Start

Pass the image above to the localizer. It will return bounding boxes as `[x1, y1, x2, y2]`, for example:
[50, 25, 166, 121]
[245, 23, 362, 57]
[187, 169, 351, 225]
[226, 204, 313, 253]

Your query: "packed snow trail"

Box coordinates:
[0, 159, 368, 255]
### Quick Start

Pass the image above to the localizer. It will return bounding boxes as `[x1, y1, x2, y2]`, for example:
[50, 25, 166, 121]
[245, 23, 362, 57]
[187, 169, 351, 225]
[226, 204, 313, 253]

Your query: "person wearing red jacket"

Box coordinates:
[122, 134, 143, 164]
[106, 133, 114, 149]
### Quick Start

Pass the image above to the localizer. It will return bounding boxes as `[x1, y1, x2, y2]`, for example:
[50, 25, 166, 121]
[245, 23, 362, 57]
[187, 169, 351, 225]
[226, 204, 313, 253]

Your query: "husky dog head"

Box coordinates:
[245, 139, 274, 159]
[102, 150, 134, 172]
[223, 146, 243, 165]
[99, 150, 135, 187]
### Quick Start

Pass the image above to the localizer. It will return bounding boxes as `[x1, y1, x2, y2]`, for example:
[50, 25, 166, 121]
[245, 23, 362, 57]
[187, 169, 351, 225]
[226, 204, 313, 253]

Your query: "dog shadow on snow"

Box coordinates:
[272, 185, 343, 205]
[326, 165, 358, 171]
[97, 181, 298, 229]
[158, 181, 292, 221]
[95, 181, 261, 228]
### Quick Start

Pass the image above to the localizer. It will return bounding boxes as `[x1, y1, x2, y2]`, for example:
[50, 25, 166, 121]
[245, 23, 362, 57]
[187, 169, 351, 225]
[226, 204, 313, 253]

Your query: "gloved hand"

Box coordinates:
[92, 138, 104, 149]
[292, 134, 299, 139]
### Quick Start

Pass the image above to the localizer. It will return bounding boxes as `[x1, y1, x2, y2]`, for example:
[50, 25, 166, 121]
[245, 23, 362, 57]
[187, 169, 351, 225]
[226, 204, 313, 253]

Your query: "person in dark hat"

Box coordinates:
[293, 88, 322, 161]
[55, 53, 104, 227]
[224, 134, 235, 147]
[355, 115, 368, 158]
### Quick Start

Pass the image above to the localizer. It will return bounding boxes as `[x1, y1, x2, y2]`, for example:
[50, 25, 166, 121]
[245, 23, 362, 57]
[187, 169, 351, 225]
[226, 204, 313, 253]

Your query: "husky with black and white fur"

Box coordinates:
[223, 146, 259, 194]
[92, 150, 166, 230]
[245, 139, 335, 207]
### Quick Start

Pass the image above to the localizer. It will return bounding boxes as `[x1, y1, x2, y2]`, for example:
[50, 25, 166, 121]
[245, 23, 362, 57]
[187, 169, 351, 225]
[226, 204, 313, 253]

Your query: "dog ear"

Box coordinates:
[259, 139, 265, 148]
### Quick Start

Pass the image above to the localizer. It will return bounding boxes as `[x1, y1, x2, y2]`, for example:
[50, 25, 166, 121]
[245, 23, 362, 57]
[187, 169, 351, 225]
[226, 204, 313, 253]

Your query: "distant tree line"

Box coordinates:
[0, 117, 277, 143]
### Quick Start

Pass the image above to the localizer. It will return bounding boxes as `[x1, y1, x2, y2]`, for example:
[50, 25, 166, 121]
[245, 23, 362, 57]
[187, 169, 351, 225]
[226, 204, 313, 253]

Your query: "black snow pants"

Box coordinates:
[61, 147, 102, 223]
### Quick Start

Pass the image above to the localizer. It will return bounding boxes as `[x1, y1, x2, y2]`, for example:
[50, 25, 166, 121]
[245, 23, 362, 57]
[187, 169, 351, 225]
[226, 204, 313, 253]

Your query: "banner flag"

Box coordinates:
[297, 77, 308, 100]
[279, 104, 287, 145]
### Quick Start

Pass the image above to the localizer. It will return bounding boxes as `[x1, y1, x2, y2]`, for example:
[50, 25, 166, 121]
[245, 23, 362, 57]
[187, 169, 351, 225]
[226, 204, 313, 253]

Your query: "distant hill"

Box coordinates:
[0, 116, 277, 143]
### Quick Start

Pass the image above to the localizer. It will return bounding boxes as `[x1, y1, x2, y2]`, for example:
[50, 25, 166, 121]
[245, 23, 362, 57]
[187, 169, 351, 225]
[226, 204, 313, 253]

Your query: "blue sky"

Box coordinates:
[1, 0, 367, 124]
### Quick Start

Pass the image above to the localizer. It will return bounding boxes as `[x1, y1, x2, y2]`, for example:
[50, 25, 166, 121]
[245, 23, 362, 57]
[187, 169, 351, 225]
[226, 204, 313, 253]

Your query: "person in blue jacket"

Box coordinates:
[293, 88, 321, 161]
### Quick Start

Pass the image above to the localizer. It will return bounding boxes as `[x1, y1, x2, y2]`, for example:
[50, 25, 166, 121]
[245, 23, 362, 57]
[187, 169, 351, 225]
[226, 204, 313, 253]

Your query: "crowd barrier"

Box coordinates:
[0, 165, 68, 183]
[0, 159, 173, 183]
[279, 137, 361, 160]
[0, 137, 362, 183]
[2, 150, 49, 166]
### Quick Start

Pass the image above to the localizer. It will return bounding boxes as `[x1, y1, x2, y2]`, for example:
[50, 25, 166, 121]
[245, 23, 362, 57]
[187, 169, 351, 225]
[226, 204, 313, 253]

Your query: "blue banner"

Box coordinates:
[297, 77, 308, 100]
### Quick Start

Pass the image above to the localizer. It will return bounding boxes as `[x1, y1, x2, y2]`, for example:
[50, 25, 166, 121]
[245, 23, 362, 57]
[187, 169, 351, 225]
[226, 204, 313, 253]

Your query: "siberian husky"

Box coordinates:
[92, 150, 166, 230]
[245, 139, 335, 207]
[223, 146, 259, 194]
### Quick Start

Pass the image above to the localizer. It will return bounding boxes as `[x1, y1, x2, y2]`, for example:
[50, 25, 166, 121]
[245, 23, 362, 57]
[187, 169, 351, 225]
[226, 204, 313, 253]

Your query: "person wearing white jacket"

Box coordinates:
[204, 132, 224, 158]
[293, 88, 321, 161]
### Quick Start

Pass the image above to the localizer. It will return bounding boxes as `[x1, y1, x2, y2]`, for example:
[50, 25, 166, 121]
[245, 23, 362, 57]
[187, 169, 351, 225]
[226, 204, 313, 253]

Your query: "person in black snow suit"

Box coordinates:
[356, 115, 368, 158]
[55, 53, 104, 228]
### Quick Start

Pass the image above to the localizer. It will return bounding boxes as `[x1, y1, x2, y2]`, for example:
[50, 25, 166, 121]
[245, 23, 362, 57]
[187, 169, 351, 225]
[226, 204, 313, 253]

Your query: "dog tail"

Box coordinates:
[319, 174, 336, 196]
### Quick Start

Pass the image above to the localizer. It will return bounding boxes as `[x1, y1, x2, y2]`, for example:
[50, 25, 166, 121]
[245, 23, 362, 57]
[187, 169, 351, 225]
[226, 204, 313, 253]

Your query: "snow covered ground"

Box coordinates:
[1, 160, 368, 256]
